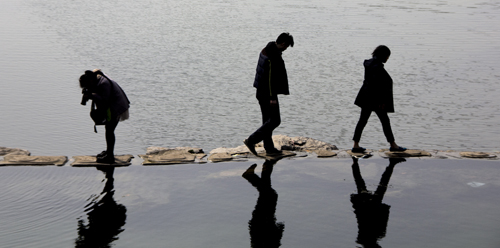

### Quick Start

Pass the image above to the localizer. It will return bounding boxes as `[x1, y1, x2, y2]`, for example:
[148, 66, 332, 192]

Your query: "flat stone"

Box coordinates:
[383, 149, 432, 158]
[257, 150, 296, 160]
[71, 155, 133, 167]
[460, 152, 497, 159]
[346, 150, 373, 158]
[0, 155, 67, 166]
[145, 146, 204, 155]
[207, 153, 234, 163]
[0, 147, 30, 156]
[140, 147, 206, 165]
[315, 149, 338, 157]
[271, 135, 338, 152]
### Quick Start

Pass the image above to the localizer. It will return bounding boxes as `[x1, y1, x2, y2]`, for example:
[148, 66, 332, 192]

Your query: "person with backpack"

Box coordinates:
[80, 69, 130, 163]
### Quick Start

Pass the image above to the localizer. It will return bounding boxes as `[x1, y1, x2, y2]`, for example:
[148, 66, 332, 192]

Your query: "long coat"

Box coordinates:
[354, 58, 394, 113]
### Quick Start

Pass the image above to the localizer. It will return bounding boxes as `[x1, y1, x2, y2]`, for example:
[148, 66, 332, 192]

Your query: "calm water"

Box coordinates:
[0, 158, 499, 247]
[0, 0, 499, 156]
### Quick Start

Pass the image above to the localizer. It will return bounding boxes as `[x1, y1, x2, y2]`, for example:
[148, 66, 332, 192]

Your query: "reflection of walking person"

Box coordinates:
[244, 33, 294, 156]
[75, 166, 127, 248]
[350, 157, 405, 248]
[242, 160, 285, 248]
[352, 45, 406, 153]
[80, 69, 130, 164]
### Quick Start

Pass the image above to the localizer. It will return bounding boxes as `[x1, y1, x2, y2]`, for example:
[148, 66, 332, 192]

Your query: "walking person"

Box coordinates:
[244, 33, 294, 156]
[80, 69, 130, 163]
[351, 45, 406, 153]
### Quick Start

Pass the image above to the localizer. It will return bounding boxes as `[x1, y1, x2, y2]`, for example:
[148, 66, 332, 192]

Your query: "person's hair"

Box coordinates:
[276, 32, 294, 47]
[79, 70, 97, 89]
[372, 45, 391, 60]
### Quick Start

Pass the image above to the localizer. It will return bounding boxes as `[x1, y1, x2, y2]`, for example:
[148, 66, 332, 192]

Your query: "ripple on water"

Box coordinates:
[0, 166, 107, 247]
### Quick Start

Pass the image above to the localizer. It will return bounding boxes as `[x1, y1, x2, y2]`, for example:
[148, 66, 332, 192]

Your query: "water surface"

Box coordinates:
[1, 0, 499, 156]
[0, 158, 499, 247]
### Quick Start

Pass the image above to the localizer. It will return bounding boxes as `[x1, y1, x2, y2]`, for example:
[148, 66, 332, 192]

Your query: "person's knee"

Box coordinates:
[271, 117, 281, 128]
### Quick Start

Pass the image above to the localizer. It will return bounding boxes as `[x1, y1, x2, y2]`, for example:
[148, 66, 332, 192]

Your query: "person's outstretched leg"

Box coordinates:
[375, 110, 406, 151]
[246, 99, 281, 154]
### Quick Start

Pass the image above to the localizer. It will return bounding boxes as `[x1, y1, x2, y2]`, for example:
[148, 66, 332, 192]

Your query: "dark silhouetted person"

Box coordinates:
[242, 160, 285, 248]
[350, 157, 405, 248]
[80, 69, 130, 163]
[75, 166, 127, 248]
[352, 45, 406, 153]
[244, 33, 294, 156]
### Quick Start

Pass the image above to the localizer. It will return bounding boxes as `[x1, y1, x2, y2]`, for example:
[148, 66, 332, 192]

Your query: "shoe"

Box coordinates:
[265, 149, 282, 156]
[390, 146, 407, 152]
[351, 147, 366, 153]
[96, 153, 115, 164]
[243, 139, 258, 156]
[96, 150, 107, 159]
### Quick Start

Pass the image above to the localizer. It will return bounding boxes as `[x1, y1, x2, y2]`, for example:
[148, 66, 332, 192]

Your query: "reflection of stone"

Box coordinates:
[460, 152, 497, 159]
[71, 155, 134, 167]
[139, 147, 206, 165]
[383, 149, 431, 158]
[0, 155, 67, 166]
[0, 147, 30, 156]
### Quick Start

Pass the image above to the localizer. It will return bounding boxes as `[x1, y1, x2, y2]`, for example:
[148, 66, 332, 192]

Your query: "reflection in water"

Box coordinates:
[350, 158, 405, 248]
[75, 167, 127, 248]
[242, 160, 285, 248]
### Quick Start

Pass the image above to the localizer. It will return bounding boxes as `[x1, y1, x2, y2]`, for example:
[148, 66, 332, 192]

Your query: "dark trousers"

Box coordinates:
[353, 108, 395, 143]
[248, 98, 281, 151]
[105, 119, 119, 155]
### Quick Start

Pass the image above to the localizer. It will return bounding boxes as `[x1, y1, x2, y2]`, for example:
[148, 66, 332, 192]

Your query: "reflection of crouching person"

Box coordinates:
[79, 69, 130, 164]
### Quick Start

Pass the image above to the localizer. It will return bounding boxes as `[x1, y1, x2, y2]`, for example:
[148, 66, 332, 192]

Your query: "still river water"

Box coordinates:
[1, 1, 500, 247]
[1, 0, 499, 156]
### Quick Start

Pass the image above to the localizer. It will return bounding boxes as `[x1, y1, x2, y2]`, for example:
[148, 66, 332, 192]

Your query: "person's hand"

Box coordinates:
[270, 100, 277, 106]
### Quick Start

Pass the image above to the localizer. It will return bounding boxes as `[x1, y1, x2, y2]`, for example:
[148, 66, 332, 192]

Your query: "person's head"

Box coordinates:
[372, 45, 391, 63]
[276, 32, 294, 51]
[79, 69, 104, 89]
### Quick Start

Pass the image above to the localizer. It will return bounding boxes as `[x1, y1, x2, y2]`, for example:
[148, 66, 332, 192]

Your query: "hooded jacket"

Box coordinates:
[253, 42, 290, 100]
[92, 75, 130, 120]
[354, 57, 394, 113]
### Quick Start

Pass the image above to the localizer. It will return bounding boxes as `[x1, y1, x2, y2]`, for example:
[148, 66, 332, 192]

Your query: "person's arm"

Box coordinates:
[268, 60, 279, 106]
[91, 77, 111, 107]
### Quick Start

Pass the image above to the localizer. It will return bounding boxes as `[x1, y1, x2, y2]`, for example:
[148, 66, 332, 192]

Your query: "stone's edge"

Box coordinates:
[1, 136, 500, 167]
[70, 155, 134, 167]
[0, 155, 68, 166]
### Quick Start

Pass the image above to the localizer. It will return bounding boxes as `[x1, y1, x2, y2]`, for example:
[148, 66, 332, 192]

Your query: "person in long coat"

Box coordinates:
[352, 45, 406, 153]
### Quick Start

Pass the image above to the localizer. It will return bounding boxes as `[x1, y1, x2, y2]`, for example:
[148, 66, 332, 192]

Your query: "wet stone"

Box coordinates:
[382, 149, 432, 158]
[460, 152, 497, 159]
[0, 155, 68, 166]
[316, 149, 338, 157]
[139, 147, 206, 165]
[71, 155, 134, 167]
[0, 147, 30, 156]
